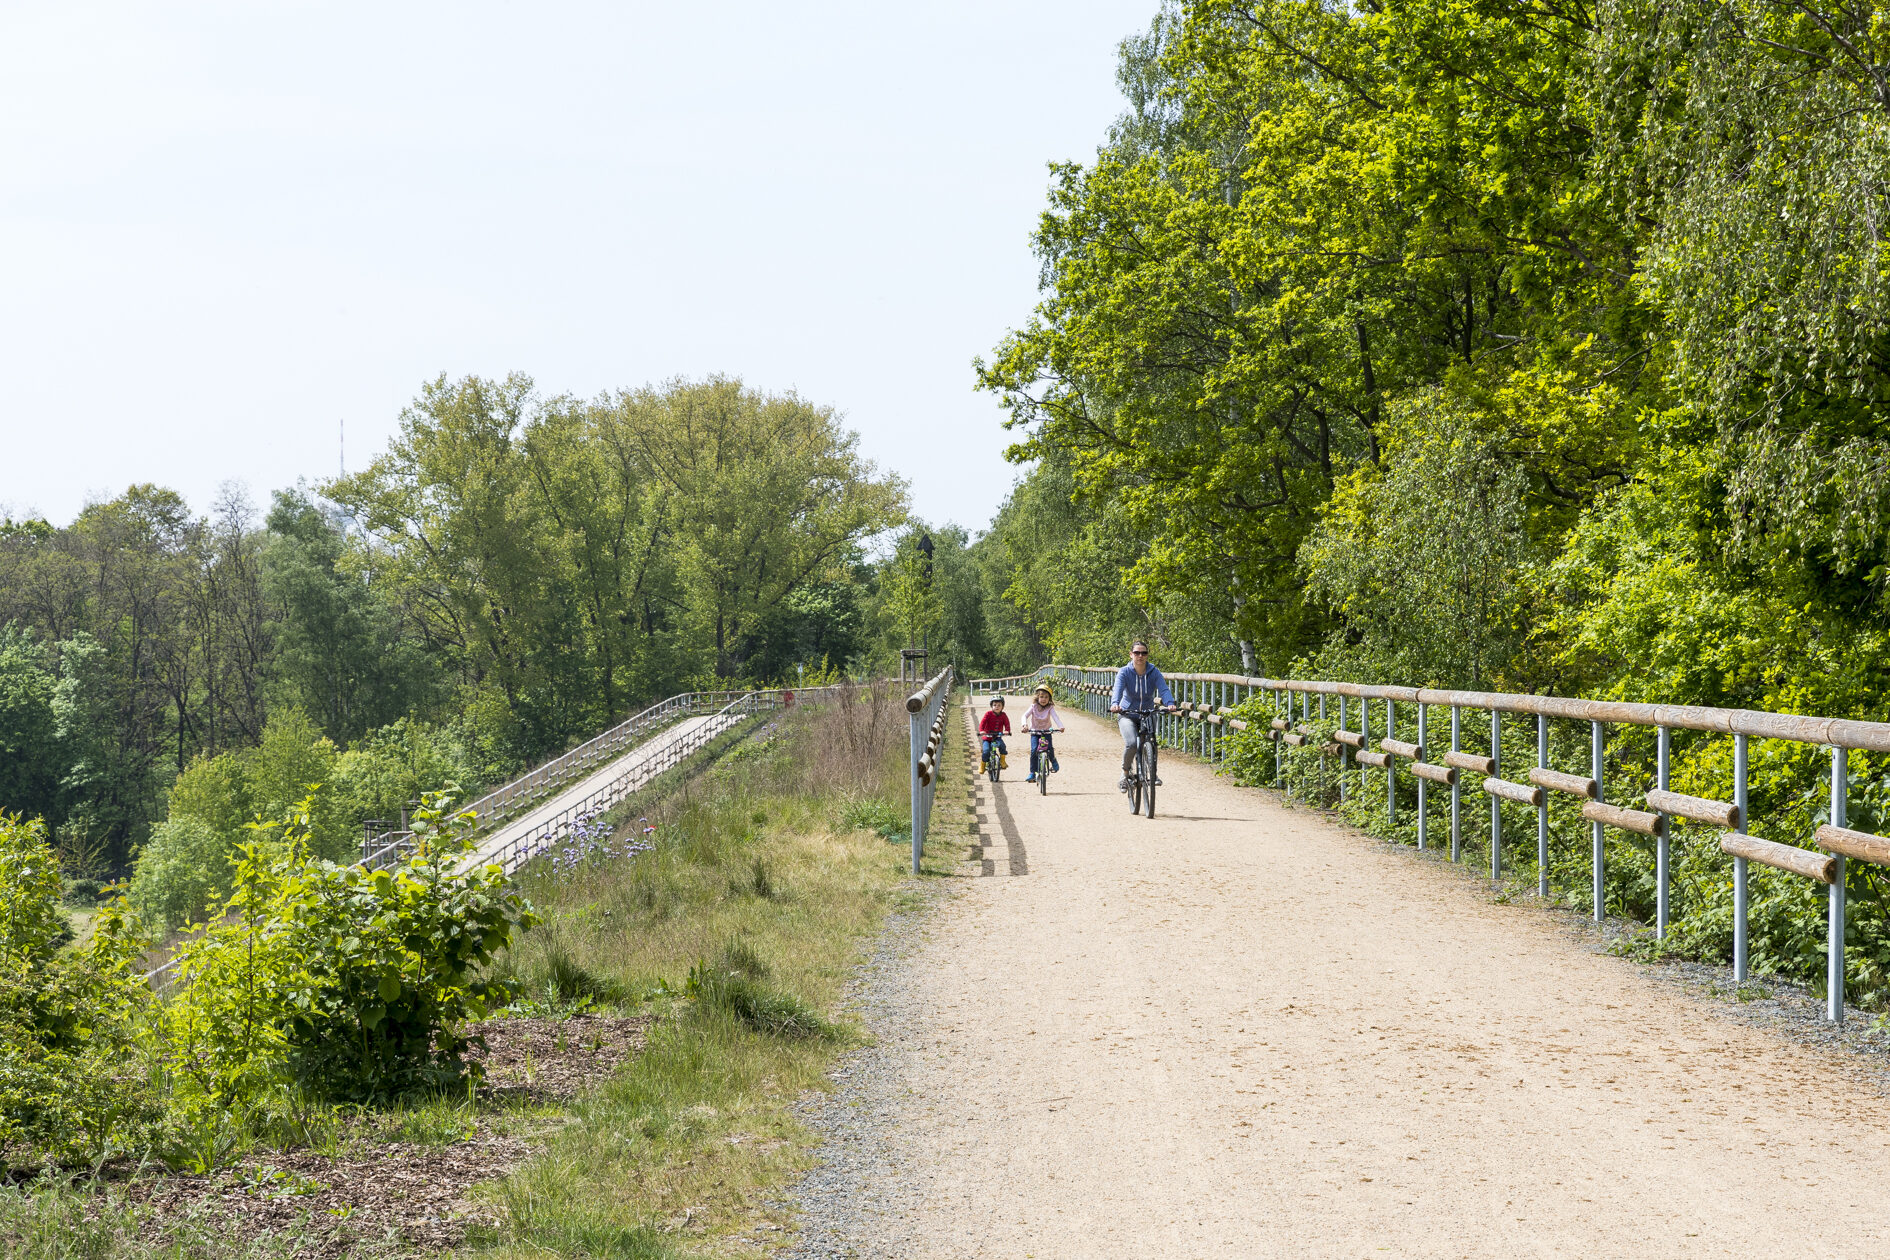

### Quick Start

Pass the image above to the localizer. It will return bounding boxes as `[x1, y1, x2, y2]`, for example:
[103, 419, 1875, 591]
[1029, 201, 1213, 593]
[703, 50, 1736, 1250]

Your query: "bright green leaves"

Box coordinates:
[157, 793, 538, 1107]
[0, 814, 157, 1166]
[980, 0, 1651, 673]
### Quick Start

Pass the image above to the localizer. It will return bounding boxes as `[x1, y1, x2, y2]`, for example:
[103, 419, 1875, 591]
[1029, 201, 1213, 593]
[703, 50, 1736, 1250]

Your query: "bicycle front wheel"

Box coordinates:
[1127, 749, 1142, 814]
[1140, 740, 1157, 819]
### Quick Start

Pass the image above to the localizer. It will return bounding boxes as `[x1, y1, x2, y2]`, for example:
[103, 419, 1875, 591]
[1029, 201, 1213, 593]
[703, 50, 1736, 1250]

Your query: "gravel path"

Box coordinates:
[784, 700, 1890, 1257]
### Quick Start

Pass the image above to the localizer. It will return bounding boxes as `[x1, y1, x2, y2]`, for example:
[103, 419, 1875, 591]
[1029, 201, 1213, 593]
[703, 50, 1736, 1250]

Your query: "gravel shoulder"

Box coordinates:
[784, 700, 1890, 1258]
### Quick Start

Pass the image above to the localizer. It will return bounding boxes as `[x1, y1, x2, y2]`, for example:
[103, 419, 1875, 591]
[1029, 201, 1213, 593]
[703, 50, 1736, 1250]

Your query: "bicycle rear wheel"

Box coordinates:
[1127, 746, 1142, 814]
[1140, 740, 1157, 818]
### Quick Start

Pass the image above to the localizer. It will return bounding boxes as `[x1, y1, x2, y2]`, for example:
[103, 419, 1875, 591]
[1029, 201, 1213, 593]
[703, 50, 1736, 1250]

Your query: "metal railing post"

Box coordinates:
[1829, 745, 1847, 1024]
[1200, 679, 1208, 760]
[1490, 709, 1502, 881]
[909, 693, 925, 877]
[1537, 713, 1549, 897]
[1592, 721, 1606, 921]
[1386, 697, 1397, 828]
[1361, 695, 1373, 809]
[1319, 693, 1328, 789]
[1450, 706, 1462, 861]
[1657, 725, 1671, 939]
[1416, 702, 1428, 851]
[1339, 695, 1349, 802]
[1275, 686, 1284, 788]
[906, 665, 953, 877]
[1734, 733, 1749, 982]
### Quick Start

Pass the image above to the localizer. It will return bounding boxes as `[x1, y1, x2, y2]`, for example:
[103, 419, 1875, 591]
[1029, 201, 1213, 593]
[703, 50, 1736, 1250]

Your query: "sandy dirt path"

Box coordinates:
[797, 698, 1890, 1257]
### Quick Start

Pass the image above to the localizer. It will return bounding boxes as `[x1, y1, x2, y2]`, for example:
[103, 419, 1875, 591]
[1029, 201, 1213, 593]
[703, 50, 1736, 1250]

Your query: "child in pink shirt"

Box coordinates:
[1023, 685, 1064, 782]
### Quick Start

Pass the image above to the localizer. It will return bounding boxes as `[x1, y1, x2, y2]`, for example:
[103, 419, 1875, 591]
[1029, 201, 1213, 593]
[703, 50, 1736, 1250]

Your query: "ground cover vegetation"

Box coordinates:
[1, 684, 938, 1258]
[992, 3, 1890, 1003]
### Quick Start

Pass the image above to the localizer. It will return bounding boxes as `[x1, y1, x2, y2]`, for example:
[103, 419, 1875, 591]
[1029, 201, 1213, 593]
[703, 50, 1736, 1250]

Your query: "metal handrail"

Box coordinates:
[356, 684, 849, 872]
[464, 689, 790, 876]
[908, 665, 955, 875]
[1011, 662, 1890, 1027]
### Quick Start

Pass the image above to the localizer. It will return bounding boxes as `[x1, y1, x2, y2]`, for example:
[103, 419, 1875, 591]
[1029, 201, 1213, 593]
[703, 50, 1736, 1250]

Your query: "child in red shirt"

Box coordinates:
[978, 697, 1011, 769]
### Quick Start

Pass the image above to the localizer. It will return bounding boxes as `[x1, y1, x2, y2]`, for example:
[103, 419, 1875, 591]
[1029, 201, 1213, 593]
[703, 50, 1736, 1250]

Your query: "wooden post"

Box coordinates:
[1417, 703, 1428, 851]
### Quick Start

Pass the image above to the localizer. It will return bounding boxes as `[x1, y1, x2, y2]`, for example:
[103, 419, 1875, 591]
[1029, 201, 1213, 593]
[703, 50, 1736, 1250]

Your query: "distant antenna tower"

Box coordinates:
[340, 418, 345, 479]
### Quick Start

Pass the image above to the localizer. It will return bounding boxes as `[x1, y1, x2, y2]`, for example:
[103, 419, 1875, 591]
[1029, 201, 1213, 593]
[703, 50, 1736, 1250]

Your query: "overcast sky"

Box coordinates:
[1, 1, 1154, 535]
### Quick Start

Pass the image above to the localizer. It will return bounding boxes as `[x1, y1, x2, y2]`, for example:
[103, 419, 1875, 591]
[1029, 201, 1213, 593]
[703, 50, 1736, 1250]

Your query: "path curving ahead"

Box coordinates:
[790, 697, 1890, 1257]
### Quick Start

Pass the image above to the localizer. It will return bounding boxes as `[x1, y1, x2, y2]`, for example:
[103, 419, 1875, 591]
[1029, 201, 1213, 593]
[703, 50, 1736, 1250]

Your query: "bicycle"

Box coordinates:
[1027, 728, 1062, 795]
[981, 736, 1006, 783]
[1117, 707, 1171, 818]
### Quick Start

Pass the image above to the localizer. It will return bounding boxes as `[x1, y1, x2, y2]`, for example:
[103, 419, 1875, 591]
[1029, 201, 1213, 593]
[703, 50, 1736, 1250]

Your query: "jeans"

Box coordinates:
[1119, 717, 1141, 774]
[981, 735, 1007, 765]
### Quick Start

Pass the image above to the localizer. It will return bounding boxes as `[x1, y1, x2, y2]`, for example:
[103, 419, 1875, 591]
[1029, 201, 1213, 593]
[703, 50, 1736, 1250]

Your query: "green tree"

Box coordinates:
[0, 625, 65, 825]
[327, 374, 600, 763]
[613, 377, 907, 678]
[1301, 392, 1537, 689]
[262, 488, 438, 742]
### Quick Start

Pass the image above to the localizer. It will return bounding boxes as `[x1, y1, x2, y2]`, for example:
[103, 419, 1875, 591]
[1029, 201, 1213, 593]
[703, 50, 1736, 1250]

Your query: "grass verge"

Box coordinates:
[474, 681, 965, 1258]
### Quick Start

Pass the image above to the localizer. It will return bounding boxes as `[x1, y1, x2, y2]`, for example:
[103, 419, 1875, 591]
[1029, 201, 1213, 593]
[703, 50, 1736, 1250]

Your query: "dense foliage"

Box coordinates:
[0, 816, 155, 1166]
[982, 2, 1890, 991]
[0, 376, 906, 876]
[978, 0, 1890, 702]
[0, 803, 533, 1170]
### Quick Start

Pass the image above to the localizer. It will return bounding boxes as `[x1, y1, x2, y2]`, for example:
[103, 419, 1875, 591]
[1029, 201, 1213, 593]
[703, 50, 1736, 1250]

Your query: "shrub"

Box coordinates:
[0, 814, 158, 1167]
[331, 717, 478, 831]
[158, 796, 538, 1107]
[125, 818, 230, 931]
[61, 878, 103, 908]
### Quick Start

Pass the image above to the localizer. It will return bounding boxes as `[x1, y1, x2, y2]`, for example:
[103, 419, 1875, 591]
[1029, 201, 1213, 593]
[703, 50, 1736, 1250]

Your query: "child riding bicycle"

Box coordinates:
[978, 696, 1011, 771]
[1023, 685, 1064, 782]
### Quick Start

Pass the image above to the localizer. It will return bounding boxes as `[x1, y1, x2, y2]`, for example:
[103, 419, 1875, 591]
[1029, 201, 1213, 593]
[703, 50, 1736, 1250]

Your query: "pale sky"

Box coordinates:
[1, 1, 1155, 534]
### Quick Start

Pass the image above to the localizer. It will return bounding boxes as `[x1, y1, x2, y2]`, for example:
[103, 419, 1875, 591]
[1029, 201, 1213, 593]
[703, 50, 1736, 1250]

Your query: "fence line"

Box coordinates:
[907, 665, 955, 876]
[971, 664, 1890, 1025]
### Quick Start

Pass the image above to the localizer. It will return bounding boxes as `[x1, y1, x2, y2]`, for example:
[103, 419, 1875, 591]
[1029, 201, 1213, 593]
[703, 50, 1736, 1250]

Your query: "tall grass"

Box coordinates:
[476, 679, 951, 1257]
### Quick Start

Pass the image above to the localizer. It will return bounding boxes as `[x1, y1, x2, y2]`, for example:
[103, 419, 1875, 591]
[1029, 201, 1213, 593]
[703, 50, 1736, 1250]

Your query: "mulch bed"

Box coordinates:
[98, 1013, 653, 1257]
[473, 1012, 651, 1102]
[125, 1136, 533, 1258]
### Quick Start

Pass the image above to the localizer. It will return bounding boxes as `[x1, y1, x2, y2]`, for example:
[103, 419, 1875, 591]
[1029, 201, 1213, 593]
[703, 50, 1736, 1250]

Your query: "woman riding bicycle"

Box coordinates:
[1022, 684, 1064, 783]
[1109, 640, 1174, 791]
